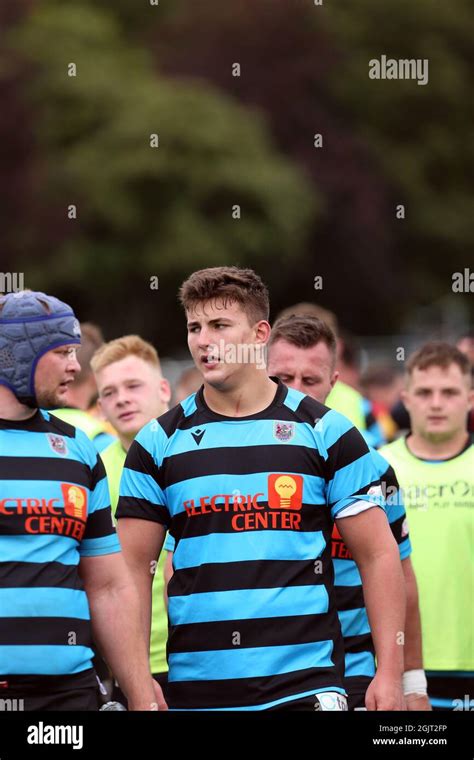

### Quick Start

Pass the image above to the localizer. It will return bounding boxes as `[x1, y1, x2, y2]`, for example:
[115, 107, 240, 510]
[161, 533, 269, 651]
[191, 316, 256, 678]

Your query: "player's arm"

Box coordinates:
[319, 412, 405, 709]
[79, 551, 165, 710]
[337, 508, 406, 711]
[117, 518, 166, 651]
[115, 423, 170, 673]
[402, 557, 431, 710]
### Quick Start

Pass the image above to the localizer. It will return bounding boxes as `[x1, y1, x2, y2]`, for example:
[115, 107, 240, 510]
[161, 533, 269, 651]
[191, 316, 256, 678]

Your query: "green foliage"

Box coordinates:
[10, 2, 316, 291]
[3, 0, 472, 337]
[326, 0, 474, 249]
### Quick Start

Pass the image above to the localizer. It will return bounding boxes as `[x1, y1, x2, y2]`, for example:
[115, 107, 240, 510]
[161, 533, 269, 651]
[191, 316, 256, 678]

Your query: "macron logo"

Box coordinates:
[191, 429, 205, 446]
[27, 722, 83, 750]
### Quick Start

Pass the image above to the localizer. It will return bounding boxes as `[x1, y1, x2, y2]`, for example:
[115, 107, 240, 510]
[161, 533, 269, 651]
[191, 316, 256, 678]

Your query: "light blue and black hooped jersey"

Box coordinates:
[333, 446, 411, 697]
[117, 379, 386, 711]
[0, 410, 120, 688]
[162, 446, 412, 701]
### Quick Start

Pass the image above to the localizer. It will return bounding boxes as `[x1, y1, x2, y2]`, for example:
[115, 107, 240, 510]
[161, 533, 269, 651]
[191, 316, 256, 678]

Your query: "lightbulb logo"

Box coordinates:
[274, 476, 296, 507]
[268, 474, 303, 510]
[62, 484, 87, 520]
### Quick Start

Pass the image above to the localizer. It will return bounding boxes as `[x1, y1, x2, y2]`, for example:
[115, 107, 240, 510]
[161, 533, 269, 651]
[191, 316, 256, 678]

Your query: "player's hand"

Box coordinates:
[127, 679, 167, 711]
[405, 693, 432, 711]
[151, 679, 168, 711]
[365, 673, 406, 711]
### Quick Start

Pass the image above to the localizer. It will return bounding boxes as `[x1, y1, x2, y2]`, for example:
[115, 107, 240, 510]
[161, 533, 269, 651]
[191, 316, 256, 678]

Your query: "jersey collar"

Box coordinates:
[195, 376, 287, 421]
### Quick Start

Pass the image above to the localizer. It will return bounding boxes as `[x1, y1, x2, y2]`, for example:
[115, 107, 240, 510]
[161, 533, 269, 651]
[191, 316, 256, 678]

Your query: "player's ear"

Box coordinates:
[160, 377, 172, 405]
[95, 396, 108, 422]
[254, 319, 271, 345]
[467, 387, 474, 411]
[330, 370, 339, 389]
[400, 387, 410, 409]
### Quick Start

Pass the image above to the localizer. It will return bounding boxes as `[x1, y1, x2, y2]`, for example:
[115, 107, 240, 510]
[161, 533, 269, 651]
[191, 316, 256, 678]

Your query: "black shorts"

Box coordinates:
[268, 693, 348, 711]
[347, 691, 367, 710]
[267, 695, 318, 711]
[0, 687, 99, 711]
[0, 668, 100, 711]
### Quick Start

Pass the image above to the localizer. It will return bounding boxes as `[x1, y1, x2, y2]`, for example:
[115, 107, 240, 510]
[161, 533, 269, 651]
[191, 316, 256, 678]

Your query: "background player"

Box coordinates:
[380, 342, 473, 709]
[53, 323, 116, 452]
[276, 302, 385, 447]
[267, 314, 430, 710]
[91, 335, 171, 695]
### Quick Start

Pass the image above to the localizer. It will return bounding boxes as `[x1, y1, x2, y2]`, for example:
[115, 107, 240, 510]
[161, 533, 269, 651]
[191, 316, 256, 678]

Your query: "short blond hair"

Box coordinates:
[91, 335, 161, 374]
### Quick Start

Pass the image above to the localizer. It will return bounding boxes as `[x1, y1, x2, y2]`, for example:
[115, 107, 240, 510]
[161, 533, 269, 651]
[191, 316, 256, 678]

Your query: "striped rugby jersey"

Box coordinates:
[117, 379, 385, 710]
[0, 410, 120, 689]
[333, 447, 411, 697]
[162, 446, 412, 700]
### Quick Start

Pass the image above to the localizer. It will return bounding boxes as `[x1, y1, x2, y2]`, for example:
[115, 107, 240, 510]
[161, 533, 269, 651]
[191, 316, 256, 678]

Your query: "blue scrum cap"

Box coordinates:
[0, 290, 81, 407]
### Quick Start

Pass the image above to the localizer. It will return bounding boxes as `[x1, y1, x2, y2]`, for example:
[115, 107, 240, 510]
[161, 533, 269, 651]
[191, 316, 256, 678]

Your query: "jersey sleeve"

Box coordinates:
[372, 449, 412, 560]
[316, 409, 385, 520]
[116, 421, 171, 527]
[79, 435, 121, 557]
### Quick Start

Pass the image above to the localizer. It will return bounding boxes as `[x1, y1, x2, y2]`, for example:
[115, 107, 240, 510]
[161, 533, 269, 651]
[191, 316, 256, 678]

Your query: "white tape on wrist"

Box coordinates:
[403, 669, 428, 695]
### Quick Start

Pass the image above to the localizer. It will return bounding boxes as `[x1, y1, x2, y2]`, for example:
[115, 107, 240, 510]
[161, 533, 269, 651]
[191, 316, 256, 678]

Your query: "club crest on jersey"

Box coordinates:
[47, 434, 68, 457]
[273, 421, 295, 442]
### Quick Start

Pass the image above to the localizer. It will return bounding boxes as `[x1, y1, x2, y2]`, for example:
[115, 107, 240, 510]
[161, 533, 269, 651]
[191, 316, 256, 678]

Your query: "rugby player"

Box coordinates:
[117, 267, 406, 711]
[53, 323, 116, 453]
[91, 335, 171, 693]
[276, 303, 385, 448]
[0, 291, 163, 710]
[380, 342, 473, 709]
[267, 314, 430, 710]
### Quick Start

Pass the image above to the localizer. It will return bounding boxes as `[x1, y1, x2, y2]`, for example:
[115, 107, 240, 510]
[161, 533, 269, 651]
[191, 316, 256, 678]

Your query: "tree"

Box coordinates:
[5, 2, 316, 347]
[151, 0, 474, 328]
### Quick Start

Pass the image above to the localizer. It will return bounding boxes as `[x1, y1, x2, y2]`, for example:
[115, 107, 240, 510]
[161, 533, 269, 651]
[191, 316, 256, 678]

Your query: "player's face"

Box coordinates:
[267, 339, 338, 403]
[96, 355, 171, 437]
[186, 299, 268, 389]
[34, 345, 81, 409]
[402, 363, 473, 443]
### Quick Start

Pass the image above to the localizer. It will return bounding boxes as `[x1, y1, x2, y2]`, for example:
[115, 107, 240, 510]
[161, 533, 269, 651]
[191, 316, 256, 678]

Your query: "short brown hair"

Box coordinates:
[269, 315, 337, 366]
[179, 266, 269, 325]
[406, 341, 471, 377]
[275, 302, 339, 336]
[91, 335, 161, 374]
